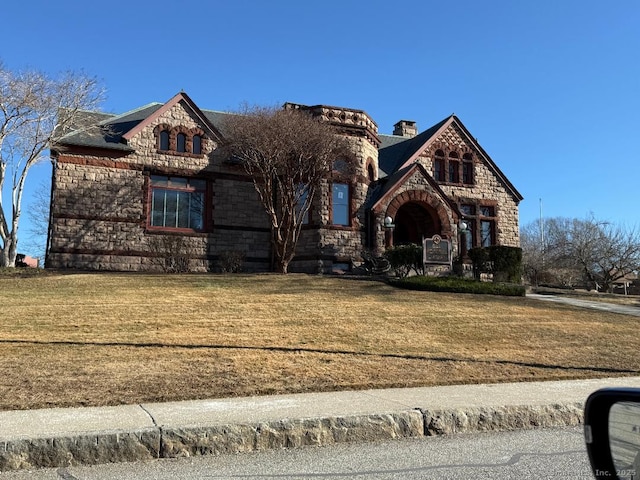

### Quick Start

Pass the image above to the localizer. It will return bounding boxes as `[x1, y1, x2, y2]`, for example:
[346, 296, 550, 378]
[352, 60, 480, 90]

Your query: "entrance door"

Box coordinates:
[393, 202, 438, 245]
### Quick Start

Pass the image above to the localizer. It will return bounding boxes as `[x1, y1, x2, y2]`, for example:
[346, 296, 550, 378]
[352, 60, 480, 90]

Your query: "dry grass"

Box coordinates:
[1, 272, 639, 411]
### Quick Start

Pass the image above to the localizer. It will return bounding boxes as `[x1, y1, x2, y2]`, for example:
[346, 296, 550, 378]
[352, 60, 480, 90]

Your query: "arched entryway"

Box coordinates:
[393, 202, 439, 245]
[379, 189, 453, 250]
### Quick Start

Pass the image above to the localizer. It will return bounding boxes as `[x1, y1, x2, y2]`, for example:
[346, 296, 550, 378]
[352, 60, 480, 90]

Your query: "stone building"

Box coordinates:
[46, 92, 523, 272]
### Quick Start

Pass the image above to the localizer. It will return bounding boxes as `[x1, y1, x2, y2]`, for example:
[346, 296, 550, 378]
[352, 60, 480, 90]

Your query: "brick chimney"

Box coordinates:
[393, 120, 417, 138]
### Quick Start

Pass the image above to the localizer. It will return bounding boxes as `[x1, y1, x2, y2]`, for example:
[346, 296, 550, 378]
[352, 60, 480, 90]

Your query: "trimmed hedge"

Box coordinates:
[468, 246, 523, 283]
[390, 275, 526, 296]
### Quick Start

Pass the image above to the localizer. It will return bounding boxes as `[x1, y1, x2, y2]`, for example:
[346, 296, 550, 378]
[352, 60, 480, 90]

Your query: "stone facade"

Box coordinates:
[47, 92, 522, 272]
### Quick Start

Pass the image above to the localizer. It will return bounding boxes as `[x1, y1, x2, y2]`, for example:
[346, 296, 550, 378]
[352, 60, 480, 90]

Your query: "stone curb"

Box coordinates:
[0, 402, 584, 471]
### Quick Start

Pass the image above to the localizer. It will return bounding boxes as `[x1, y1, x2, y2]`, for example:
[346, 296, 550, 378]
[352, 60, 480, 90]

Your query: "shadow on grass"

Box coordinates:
[3, 339, 638, 375]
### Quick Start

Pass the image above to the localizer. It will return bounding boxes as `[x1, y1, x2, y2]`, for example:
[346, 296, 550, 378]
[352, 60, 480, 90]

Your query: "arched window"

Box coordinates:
[192, 135, 202, 154]
[367, 163, 375, 182]
[176, 133, 186, 153]
[159, 130, 170, 151]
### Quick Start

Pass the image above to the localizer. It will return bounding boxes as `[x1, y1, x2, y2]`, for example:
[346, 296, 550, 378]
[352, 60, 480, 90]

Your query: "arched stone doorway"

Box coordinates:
[380, 189, 454, 250]
[393, 202, 439, 245]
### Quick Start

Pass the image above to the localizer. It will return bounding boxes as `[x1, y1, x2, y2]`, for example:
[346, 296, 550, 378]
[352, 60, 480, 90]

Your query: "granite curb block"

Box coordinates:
[0, 403, 584, 471]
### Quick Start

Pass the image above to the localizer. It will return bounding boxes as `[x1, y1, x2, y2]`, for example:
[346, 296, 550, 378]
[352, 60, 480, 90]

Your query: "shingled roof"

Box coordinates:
[376, 115, 523, 203]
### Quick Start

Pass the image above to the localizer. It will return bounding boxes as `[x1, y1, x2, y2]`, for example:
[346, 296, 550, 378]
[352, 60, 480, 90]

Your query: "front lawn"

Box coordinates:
[0, 273, 638, 410]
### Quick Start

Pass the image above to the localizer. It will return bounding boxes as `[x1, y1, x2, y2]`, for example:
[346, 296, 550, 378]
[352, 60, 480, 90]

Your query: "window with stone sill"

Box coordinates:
[149, 175, 206, 232]
[459, 202, 496, 248]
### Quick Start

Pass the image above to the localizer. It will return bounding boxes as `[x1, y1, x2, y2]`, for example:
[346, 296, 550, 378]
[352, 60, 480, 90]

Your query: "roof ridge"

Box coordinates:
[98, 102, 163, 125]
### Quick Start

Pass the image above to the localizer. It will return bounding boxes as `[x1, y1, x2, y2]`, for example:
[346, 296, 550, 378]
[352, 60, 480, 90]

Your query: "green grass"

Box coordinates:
[391, 275, 526, 296]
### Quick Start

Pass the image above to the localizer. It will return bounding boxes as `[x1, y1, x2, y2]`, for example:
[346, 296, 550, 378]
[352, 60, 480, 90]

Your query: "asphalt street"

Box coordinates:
[0, 426, 593, 480]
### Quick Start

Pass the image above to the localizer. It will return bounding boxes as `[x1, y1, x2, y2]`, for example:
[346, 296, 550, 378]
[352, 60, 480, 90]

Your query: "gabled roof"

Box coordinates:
[121, 92, 223, 143]
[54, 93, 225, 152]
[378, 115, 523, 202]
[378, 116, 451, 178]
[367, 161, 461, 216]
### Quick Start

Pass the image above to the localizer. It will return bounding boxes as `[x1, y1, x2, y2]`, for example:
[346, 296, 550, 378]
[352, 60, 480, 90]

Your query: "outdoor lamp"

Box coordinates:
[384, 216, 395, 228]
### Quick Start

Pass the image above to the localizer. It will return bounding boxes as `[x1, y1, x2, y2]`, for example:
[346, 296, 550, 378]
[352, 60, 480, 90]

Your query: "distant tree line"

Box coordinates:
[520, 216, 640, 292]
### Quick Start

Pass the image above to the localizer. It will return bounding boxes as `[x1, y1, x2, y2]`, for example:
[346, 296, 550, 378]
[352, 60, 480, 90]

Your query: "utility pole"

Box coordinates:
[539, 198, 545, 268]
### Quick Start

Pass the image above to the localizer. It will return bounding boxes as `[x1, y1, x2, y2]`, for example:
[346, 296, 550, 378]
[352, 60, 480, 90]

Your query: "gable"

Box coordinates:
[122, 92, 223, 149]
[381, 116, 522, 203]
[368, 162, 460, 217]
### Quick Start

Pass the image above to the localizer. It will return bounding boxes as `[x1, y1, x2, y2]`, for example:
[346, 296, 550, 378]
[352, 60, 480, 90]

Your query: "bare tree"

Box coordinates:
[521, 216, 640, 291]
[22, 176, 51, 262]
[222, 105, 353, 273]
[0, 61, 104, 267]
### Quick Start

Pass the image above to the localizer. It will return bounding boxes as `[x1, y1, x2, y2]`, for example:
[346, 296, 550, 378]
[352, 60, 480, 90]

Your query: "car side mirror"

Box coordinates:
[585, 388, 640, 480]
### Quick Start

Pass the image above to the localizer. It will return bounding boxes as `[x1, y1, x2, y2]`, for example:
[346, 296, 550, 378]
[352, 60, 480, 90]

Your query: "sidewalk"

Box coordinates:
[527, 293, 640, 316]
[2, 376, 640, 471]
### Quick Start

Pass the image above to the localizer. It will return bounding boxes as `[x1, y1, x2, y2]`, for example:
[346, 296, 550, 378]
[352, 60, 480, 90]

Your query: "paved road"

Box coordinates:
[528, 293, 640, 317]
[0, 426, 594, 480]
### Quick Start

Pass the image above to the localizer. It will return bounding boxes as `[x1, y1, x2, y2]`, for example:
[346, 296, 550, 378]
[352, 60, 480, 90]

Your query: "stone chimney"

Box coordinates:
[393, 120, 417, 138]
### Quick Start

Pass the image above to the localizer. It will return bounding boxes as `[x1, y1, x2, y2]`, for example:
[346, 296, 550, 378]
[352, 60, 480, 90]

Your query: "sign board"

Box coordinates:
[423, 235, 451, 265]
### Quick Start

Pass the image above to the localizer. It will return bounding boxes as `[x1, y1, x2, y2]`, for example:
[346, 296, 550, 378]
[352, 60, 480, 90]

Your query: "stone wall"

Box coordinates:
[419, 124, 520, 247]
[48, 99, 520, 273]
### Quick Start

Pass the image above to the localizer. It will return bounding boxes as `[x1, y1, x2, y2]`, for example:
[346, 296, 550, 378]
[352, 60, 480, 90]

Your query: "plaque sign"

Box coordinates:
[423, 235, 451, 265]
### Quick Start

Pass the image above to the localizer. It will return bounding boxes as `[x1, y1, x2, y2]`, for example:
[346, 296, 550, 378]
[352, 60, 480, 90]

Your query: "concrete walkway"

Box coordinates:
[2, 376, 640, 471]
[527, 293, 640, 316]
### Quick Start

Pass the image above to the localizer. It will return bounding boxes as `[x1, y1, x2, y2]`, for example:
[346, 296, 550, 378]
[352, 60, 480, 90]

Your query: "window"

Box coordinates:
[434, 158, 445, 182]
[332, 183, 350, 226]
[176, 133, 186, 153]
[481, 220, 494, 247]
[459, 203, 496, 248]
[159, 130, 170, 151]
[192, 135, 202, 154]
[150, 176, 206, 231]
[480, 206, 496, 247]
[462, 153, 474, 185]
[434, 150, 474, 186]
[448, 160, 459, 183]
[367, 163, 375, 182]
[433, 150, 446, 182]
[460, 204, 476, 252]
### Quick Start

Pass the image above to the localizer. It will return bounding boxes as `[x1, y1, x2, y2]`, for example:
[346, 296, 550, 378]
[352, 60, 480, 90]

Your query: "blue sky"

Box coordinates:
[3, 0, 639, 257]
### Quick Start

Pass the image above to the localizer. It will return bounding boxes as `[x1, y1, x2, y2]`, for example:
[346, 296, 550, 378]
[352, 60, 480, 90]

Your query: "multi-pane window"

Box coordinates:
[460, 204, 476, 252]
[150, 176, 206, 231]
[433, 150, 473, 186]
[332, 183, 350, 226]
[459, 203, 496, 249]
[480, 206, 496, 247]
[156, 128, 205, 155]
